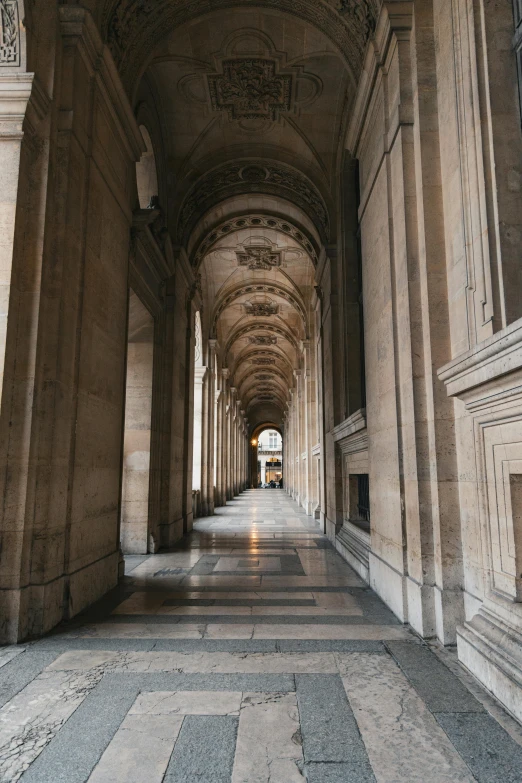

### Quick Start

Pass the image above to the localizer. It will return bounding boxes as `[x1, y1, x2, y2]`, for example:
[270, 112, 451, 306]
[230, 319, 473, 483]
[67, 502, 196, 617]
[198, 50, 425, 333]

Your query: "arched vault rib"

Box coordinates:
[237, 365, 290, 395]
[240, 373, 289, 401]
[230, 347, 295, 381]
[177, 159, 331, 242]
[224, 321, 300, 361]
[212, 280, 308, 335]
[194, 214, 320, 270]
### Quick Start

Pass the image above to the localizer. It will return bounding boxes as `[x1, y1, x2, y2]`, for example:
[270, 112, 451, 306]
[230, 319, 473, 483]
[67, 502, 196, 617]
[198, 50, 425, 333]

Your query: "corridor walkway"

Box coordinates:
[1, 490, 522, 782]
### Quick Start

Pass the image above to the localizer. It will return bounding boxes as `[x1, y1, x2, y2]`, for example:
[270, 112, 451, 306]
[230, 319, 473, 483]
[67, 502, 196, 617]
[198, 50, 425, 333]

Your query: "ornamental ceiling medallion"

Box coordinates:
[249, 335, 277, 346]
[244, 299, 279, 317]
[237, 247, 282, 271]
[207, 58, 292, 122]
[253, 357, 276, 366]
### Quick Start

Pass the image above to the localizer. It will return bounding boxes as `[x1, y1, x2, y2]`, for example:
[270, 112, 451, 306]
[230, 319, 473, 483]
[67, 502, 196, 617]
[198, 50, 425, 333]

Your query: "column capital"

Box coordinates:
[0, 74, 37, 141]
[194, 366, 208, 384]
[222, 368, 230, 379]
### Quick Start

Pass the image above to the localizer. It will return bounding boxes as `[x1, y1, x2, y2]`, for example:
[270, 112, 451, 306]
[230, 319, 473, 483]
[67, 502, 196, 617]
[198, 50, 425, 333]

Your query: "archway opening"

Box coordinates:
[256, 427, 283, 488]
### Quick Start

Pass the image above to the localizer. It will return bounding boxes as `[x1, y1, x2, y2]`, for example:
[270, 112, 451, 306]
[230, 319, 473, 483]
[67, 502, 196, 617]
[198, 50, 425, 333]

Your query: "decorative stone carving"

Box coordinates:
[253, 357, 276, 366]
[244, 300, 279, 317]
[105, 0, 367, 93]
[178, 161, 329, 239]
[212, 280, 307, 332]
[194, 214, 318, 268]
[255, 374, 273, 381]
[237, 247, 282, 271]
[207, 58, 292, 121]
[249, 335, 277, 346]
[0, 0, 19, 66]
[337, 0, 376, 40]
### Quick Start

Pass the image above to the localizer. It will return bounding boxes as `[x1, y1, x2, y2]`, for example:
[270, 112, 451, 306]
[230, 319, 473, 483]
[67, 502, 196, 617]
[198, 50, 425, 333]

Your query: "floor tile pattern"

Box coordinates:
[0, 489, 521, 782]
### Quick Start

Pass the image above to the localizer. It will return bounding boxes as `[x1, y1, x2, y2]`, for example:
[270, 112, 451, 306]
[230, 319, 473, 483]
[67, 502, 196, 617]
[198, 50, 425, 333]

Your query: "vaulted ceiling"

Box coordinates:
[88, 0, 380, 428]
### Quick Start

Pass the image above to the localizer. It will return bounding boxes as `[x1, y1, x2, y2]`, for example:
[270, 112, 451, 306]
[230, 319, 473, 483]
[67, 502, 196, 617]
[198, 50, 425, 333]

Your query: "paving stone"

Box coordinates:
[164, 715, 238, 782]
[0, 649, 59, 709]
[296, 674, 369, 764]
[19, 680, 139, 783]
[435, 713, 522, 783]
[386, 641, 483, 713]
[277, 640, 385, 653]
[304, 762, 376, 782]
[102, 672, 297, 692]
[104, 613, 375, 624]
[30, 638, 157, 652]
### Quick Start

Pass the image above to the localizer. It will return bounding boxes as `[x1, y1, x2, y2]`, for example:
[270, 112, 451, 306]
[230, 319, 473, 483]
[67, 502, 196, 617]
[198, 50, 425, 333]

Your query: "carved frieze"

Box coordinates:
[207, 58, 291, 121]
[249, 335, 277, 346]
[0, 0, 19, 66]
[244, 300, 279, 317]
[237, 247, 282, 271]
[337, 0, 376, 39]
[252, 357, 276, 366]
[105, 0, 369, 95]
[178, 161, 329, 240]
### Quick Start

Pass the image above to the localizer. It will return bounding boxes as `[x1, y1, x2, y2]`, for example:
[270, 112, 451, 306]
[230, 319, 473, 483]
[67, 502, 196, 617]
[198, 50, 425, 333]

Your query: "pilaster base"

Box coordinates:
[457, 607, 522, 723]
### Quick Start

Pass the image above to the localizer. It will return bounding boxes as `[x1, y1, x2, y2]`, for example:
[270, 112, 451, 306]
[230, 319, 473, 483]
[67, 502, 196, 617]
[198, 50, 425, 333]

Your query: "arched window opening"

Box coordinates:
[136, 126, 159, 209]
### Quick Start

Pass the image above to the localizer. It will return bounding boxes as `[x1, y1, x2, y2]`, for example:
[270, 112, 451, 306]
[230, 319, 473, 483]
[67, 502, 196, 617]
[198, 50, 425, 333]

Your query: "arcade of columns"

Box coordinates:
[1, 0, 522, 726]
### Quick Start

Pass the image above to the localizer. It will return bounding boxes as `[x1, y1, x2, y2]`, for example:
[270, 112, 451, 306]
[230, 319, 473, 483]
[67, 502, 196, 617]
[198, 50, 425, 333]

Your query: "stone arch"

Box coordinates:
[177, 158, 331, 243]
[193, 214, 320, 270]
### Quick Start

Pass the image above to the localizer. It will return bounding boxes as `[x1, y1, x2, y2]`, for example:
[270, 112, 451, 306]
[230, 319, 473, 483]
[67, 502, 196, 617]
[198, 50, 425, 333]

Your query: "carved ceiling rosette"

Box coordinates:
[237, 247, 282, 271]
[244, 300, 279, 317]
[252, 357, 276, 366]
[0, 0, 19, 66]
[207, 58, 292, 122]
[248, 335, 277, 346]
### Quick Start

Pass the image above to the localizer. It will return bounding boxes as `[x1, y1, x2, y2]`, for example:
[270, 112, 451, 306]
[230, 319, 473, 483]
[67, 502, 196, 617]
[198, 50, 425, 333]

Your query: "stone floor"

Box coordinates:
[1, 489, 522, 782]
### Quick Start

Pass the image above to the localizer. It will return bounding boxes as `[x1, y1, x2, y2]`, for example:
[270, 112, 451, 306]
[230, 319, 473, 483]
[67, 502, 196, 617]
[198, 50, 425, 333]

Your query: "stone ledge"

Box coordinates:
[335, 522, 371, 583]
[438, 317, 522, 397]
[332, 408, 366, 444]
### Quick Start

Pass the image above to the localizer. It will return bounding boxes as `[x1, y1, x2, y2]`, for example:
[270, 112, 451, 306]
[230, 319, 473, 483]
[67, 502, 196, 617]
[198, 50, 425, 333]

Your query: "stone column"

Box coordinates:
[220, 369, 229, 504]
[192, 367, 207, 516]
[228, 387, 237, 499]
[205, 340, 217, 516]
[214, 377, 223, 507]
